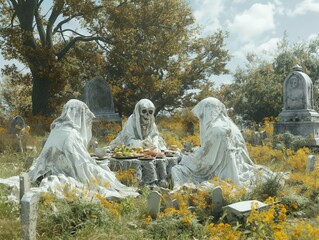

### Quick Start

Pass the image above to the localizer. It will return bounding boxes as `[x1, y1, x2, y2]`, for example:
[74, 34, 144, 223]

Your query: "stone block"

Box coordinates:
[146, 191, 161, 219]
[19, 172, 31, 202]
[21, 191, 40, 240]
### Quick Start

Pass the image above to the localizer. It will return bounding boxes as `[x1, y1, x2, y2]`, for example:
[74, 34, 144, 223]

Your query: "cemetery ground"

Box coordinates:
[1, 117, 319, 239]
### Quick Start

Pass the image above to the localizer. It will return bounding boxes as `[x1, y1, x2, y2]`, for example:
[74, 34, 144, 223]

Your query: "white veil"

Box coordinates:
[50, 99, 95, 148]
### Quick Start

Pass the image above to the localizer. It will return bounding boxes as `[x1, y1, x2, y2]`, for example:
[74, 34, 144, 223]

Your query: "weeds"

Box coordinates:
[1, 115, 319, 239]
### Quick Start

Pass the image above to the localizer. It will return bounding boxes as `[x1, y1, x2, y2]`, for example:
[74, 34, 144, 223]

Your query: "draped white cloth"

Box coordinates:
[110, 99, 166, 151]
[27, 99, 138, 199]
[171, 97, 276, 190]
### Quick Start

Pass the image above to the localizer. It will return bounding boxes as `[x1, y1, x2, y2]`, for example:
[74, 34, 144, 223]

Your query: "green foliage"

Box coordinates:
[0, 65, 32, 117]
[0, 185, 20, 240]
[0, 0, 230, 118]
[37, 198, 113, 238]
[0, 0, 107, 116]
[224, 57, 283, 122]
[281, 193, 311, 212]
[247, 173, 285, 201]
[145, 212, 206, 239]
[100, 0, 230, 116]
[273, 132, 309, 151]
[2, 116, 319, 239]
[218, 34, 319, 123]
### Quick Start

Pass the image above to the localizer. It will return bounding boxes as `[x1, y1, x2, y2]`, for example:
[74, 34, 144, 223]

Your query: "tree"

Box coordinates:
[221, 35, 319, 123]
[0, 65, 32, 117]
[273, 36, 319, 106]
[0, 0, 107, 116]
[100, 0, 230, 116]
[229, 57, 283, 123]
[0, 0, 230, 117]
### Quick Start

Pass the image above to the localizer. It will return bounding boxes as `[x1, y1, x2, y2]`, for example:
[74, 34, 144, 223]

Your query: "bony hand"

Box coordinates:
[142, 137, 153, 148]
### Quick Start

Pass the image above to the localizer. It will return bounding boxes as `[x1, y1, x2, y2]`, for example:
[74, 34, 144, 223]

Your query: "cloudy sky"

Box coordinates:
[1, 0, 319, 86]
[187, 0, 319, 85]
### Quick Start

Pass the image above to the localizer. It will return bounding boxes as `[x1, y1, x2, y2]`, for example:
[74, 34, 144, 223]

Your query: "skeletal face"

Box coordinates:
[140, 106, 155, 125]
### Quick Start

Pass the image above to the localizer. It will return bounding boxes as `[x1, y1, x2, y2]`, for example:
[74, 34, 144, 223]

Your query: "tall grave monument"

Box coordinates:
[274, 65, 319, 145]
[83, 77, 121, 124]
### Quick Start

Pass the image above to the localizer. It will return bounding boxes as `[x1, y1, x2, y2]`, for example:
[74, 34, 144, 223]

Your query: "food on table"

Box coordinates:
[139, 154, 154, 160]
[155, 152, 165, 158]
[112, 146, 144, 158]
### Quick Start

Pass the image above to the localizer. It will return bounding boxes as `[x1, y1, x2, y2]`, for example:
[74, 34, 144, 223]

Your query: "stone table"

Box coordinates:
[96, 155, 181, 186]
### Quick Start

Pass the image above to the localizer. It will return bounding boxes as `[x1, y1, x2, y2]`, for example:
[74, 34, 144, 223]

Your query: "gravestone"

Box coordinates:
[21, 191, 40, 240]
[224, 200, 268, 222]
[306, 155, 316, 172]
[7, 115, 27, 152]
[146, 191, 161, 219]
[212, 186, 223, 216]
[19, 172, 31, 202]
[160, 187, 174, 208]
[8, 115, 25, 135]
[83, 77, 121, 124]
[274, 65, 319, 146]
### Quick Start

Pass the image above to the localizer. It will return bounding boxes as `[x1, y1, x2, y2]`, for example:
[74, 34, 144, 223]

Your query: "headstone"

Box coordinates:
[306, 155, 316, 172]
[21, 191, 40, 240]
[172, 199, 180, 210]
[160, 187, 174, 208]
[274, 65, 319, 146]
[83, 76, 121, 124]
[146, 191, 161, 218]
[251, 131, 262, 146]
[224, 200, 268, 222]
[19, 172, 31, 202]
[8, 115, 25, 135]
[212, 186, 223, 216]
[8, 115, 26, 152]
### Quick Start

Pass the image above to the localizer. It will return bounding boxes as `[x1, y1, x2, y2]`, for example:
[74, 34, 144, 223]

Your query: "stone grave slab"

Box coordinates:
[146, 191, 161, 218]
[224, 200, 268, 219]
[83, 76, 121, 123]
[21, 191, 40, 240]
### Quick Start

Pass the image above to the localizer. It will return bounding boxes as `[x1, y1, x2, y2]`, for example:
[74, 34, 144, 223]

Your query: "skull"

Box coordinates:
[140, 106, 155, 125]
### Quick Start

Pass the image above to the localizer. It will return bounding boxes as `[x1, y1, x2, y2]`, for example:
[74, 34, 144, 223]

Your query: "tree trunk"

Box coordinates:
[32, 74, 50, 116]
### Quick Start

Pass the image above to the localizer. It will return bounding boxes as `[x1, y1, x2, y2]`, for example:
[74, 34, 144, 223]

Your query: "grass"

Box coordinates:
[1, 120, 319, 239]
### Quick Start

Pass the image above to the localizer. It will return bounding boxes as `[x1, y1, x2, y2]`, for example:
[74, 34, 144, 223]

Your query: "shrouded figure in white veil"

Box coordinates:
[28, 99, 138, 199]
[110, 99, 166, 151]
[171, 97, 277, 190]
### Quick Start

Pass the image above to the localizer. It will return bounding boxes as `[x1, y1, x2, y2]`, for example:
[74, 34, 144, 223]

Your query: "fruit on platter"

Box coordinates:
[112, 146, 144, 158]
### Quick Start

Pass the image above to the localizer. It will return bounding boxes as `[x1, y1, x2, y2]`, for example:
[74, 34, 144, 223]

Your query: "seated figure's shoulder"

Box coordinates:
[210, 125, 228, 137]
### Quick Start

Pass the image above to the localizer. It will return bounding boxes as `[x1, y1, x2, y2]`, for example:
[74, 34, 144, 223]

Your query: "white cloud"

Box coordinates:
[287, 0, 319, 16]
[231, 37, 280, 69]
[188, 0, 224, 34]
[255, 37, 281, 55]
[308, 33, 319, 41]
[228, 3, 275, 43]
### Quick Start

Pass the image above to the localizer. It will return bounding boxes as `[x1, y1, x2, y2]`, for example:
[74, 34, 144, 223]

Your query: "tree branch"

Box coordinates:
[34, 3, 46, 45]
[52, 16, 75, 35]
[56, 36, 108, 60]
[55, 28, 90, 37]
[46, 1, 64, 48]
